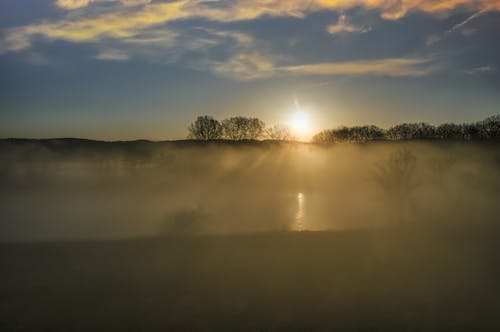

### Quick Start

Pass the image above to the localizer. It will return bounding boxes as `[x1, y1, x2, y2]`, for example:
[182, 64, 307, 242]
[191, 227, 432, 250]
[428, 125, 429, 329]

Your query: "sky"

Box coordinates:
[0, 0, 499, 140]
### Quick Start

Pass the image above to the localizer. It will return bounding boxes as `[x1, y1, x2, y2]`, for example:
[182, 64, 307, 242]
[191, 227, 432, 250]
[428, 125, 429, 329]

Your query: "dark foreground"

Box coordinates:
[1, 227, 500, 332]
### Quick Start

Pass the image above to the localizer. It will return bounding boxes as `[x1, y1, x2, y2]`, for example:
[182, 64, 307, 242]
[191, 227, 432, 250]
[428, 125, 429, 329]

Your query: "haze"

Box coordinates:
[1, 140, 498, 241]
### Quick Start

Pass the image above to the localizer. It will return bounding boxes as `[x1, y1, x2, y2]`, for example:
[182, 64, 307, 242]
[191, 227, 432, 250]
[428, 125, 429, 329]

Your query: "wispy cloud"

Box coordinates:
[327, 14, 371, 34]
[95, 48, 130, 61]
[465, 65, 496, 75]
[55, 0, 151, 9]
[426, 9, 489, 46]
[120, 0, 151, 6]
[281, 57, 436, 78]
[425, 34, 441, 46]
[447, 10, 487, 34]
[209, 53, 438, 80]
[1, 1, 188, 52]
[56, 0, 91, 9]
[3, 0, 500, 53]
[0, 0, 492, 81]
[210, 52, 278, 80]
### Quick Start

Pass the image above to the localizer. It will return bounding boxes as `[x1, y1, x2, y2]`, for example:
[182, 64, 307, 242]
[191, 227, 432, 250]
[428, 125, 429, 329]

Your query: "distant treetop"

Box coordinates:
[313, 115, 500, 143]
[187, 114, 500, 143]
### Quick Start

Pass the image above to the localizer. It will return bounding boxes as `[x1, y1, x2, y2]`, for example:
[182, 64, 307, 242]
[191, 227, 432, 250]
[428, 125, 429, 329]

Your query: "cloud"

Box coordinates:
[95, 48, 130, 60]
[327, 14, 371, 34]
[1, 1, 188, 52]
[3, 0, 500, 53]
[281, 57, 436, 77]
[0, 0, 492, 81]
[447, 9, 487, 33]
[460, 27, 478, 36]
[425, 9, 488, 46]
[209, 53, 438, 80]
[318, 0, 500, 20]
[55, 0, 91, 9]
[122, 29, 177, 45]
[120, 0, 151, 6]
[465, 65, 496, 74]
[55, 0, 151, 9]
[425, 34, 441, 46]
[210, 52, 279, 80]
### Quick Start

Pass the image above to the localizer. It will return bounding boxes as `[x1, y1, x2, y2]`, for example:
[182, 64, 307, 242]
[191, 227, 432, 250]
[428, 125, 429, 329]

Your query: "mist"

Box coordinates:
[1, 139, 499, 242]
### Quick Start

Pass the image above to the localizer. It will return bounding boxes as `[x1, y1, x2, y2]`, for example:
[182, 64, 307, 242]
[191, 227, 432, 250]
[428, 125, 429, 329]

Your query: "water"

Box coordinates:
[294, 192, 305, 231]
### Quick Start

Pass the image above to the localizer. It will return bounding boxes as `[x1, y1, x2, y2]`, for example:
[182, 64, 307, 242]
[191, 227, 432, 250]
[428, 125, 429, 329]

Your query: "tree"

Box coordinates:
[222, 116, 265, 140]
[461, 123, 481, 141]
[312, 130, 335, 143]
[265, 124, 294, 141]
[349, 125, 385, 142]
[386, 123, 436, 140]
[187, 116, 223, 140]
[372, 148, 417, 224]
[247, 117, 266, 140]
[436, 123, 464, 140]
[478, 115, 500, 139]
[312, 125, 385, 143]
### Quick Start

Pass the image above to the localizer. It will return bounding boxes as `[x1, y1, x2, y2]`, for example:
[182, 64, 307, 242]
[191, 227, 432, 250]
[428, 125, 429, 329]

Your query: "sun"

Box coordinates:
[290, 110, 310, 137]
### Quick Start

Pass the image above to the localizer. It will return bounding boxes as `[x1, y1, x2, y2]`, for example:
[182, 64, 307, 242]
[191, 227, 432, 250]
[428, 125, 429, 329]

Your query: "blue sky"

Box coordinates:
[1, 0, 499, 140]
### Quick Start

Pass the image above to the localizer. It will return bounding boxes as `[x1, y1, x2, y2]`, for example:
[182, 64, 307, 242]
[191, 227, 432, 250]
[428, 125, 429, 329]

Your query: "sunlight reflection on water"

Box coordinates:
[294, 192, 305, 231]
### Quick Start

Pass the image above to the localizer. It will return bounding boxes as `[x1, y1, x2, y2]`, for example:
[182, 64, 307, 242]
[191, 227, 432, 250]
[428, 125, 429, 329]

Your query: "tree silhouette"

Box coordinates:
[476, 115, 500, 140]
[372, 148, 417, 224]
[247, 118, 266, 140]
[185, 114, 500, 142]
[312, 125, 385, 143]
[386, 123, 436, 140]
[187, 116, 223, 140]
[265, 124, 294, 141]
[222, 117, 265, 140]
[436, 123, 464, 140]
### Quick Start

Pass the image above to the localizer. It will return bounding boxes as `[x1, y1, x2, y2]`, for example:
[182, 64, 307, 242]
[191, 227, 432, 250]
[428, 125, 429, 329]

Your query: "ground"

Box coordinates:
[1, 226, 499, 331]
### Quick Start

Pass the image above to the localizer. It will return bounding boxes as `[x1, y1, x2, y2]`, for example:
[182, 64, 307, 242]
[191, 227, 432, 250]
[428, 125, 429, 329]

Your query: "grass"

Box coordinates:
[1, 226, 500, 331]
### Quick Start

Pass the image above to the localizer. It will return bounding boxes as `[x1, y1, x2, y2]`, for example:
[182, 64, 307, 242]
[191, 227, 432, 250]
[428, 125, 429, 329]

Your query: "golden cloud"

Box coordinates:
[3, 0, 499, 53]
[211, 52, 279, 80]
[2, 1, 188, 52]
[210, 52, 437, 80]
[56, 0, 91, 9]
[281, 57, 436, 77]
[327, 14, 370, 34]
[55, 0, 152, 9]
[315, 0, 500, 19]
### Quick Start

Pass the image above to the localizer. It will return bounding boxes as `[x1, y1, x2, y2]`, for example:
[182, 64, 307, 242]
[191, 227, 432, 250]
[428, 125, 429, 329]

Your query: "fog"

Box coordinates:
[1, 140, 499, 241]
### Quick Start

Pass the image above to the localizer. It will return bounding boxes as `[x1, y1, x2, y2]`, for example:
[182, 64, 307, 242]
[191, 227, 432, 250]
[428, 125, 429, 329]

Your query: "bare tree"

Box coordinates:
[265, 124, 294, 141]
[477, 115, 500, 140]
[247, 117, 266, 140]
[373, 148, 417, 224]
[222, 117, 265, 140]
[436, 123, 464, 140]
[312, 125, 385, 143]
[386, 123, 436, 140]
[187, 116, 223, 140]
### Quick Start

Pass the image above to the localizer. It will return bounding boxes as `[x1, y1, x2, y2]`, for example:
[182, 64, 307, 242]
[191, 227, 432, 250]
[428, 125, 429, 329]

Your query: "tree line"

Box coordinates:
[187, 114, 500, 142]
[187, 116, 293, 141]
[313, 115, 500, 143]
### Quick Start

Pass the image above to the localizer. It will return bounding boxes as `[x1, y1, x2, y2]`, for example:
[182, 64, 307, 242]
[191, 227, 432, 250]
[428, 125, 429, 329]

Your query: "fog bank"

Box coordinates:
[1, 140, 499, 241]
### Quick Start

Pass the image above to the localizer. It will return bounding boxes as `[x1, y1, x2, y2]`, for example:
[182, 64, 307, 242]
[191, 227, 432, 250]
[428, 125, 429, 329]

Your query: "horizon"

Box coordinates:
[1, 113, 498, 142]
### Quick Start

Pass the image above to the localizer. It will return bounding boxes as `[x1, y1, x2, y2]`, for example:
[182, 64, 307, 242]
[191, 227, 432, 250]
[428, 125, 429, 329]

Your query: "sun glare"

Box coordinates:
[290, 110, 311, 139]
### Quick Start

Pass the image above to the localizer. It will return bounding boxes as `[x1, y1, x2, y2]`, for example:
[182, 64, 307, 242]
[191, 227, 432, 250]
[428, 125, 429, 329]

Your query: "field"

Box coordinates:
[1, 227, 500, 331]
[1, 139, 500, 331]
